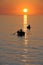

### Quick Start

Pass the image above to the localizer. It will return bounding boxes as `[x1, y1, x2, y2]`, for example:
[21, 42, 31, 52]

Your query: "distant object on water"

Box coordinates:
[17, 29, 25, 37]
[27, 25, 31, 30]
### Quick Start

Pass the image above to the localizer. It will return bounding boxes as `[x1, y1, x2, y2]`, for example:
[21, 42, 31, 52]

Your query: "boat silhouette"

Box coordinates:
[17, 29, 25, 37]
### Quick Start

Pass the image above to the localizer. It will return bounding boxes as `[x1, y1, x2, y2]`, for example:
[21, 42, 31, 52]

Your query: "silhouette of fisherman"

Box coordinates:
[17, 29, 25, 37]
[27, 25, 31, 30]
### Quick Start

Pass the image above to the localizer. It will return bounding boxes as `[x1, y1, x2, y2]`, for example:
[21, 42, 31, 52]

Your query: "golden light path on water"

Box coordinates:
[23, 14, 32, 64]
[23, 15, 29, 63]
[23, 14, 28, 45]
[23, 15, 27, 32]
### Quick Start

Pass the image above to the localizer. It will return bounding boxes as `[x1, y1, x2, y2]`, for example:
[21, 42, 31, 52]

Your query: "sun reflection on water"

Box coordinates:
[23, 14, 32, 64]
[23, 14, 28, 47]
[23, 14, 28, 64]
[23, 15, 27, 32]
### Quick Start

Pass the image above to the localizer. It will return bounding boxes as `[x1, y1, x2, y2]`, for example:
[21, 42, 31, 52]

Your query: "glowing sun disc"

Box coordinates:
[23, 9, 28, 13]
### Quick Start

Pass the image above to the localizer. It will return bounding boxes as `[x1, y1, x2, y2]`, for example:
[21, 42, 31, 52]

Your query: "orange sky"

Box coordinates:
[0, 0, 43, 15]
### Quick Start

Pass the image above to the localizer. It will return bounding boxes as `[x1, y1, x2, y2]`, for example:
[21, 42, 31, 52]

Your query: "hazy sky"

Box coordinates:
[0, 0, 43, 15]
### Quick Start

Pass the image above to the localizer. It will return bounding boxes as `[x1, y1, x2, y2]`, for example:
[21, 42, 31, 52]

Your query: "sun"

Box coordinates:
[23, 8, 28, 13]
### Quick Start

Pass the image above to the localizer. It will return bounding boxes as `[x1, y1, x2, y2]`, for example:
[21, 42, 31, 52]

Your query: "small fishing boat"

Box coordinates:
[27, 25, 31, 30]
[17, 29, 25, 37]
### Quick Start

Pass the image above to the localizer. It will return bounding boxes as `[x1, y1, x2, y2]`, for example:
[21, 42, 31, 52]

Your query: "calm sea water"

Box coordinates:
[0, 15, 43, 65]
